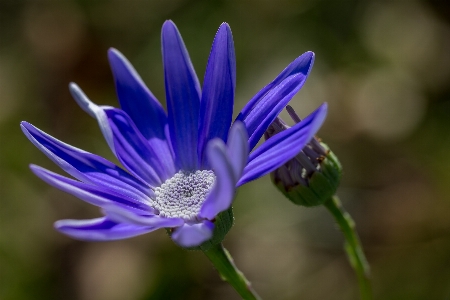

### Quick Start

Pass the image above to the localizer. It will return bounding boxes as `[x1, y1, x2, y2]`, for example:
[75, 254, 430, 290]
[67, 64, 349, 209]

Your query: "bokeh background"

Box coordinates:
[1, 0, 450, 299]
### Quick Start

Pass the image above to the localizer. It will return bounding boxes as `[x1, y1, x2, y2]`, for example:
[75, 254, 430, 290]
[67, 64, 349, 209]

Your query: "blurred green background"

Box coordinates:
[1, 0, 450, 299]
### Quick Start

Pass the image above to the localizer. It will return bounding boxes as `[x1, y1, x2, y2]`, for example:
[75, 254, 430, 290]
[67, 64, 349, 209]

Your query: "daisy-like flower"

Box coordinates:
[21, 21, 327, 248]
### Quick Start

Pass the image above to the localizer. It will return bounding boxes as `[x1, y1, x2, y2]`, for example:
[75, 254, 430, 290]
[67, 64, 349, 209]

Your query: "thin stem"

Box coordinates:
[203, 243, 262, 300]
[324, 195, 372, 300]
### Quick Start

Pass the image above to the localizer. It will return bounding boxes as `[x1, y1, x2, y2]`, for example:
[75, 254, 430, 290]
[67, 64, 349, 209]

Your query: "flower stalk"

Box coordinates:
[265, 106, 371, 299]
[324, 195, 372, 300]
[203, 243, 262, 300]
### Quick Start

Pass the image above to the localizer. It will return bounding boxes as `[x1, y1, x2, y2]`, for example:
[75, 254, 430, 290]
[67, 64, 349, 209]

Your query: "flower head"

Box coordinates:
[22, 21, 327, 248]
[265, 105, 341, 207]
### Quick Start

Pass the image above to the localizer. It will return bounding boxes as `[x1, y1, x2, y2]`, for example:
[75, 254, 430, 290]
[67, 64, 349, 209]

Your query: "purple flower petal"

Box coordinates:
[102, 205, 184, 227]
[238, 51, 314, 119]
[162, 20, 201, 171]
[69, 83, 115, 152]
[103, 205, 184, 228]
[240, 74, 310, 151]
[198, 23, 236, 167]
[236, 52, 314, 150]
[171, 220, 214, 247]
[20, 122, 151, 196]
[108, 48, 169, 142]
[70, 84, 175, 183]
[226, 121, 249, 180]
[108, 49, 175, 172]
[55, 217, 155, 241]
[199, 139, 236, 220]
[31, 165, 152, 213]
[104, 108, 175, 184]
[238, 103, 327, 186]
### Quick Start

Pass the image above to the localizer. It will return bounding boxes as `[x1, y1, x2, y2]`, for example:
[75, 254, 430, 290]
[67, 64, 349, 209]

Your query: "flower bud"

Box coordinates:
[265, 106, 342, 207]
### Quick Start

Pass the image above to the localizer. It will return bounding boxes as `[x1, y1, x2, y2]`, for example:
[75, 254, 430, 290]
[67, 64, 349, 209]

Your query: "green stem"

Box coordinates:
[324, 195, 372, 300]
[203, 243, 262, 300]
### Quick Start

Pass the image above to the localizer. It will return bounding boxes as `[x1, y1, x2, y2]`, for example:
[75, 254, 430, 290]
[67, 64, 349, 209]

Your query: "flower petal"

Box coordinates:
[226, 121, 249, 180]
[108, 49, 175, 174]
[238, 103, 327, 186]
[236, 52, 314, 150]
[199, 139, 236, 220]
[198, 23, 236, 167]
[104, 108, 175, 184]
[69, 83, 115, 152]
[171, 221, 214, 248]
[21, 122, 151, 196]
[103, 205, 184, 228]
[70, 84, 175, 182]
[240, 74, 310, 151]
[108, 48, 169, 142]
[30, 165, 152, 213]
[238, 51, 314, 119]
[55, 217, 155, 241]
[162, 20, 201, 171]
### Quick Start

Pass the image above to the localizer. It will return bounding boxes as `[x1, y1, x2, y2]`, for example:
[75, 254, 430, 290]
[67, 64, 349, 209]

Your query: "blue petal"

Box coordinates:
[55, 217, 155, 241]
[226, 121, 249, 181]
[108, 49, 175, 172]
[31, 165, 152, 213]
[69, 83, 115, 152]
[104, 108, 175, 184]
[108, 48, 170, 144]
[198, 23, 236, 167]
[103, 205, 184, 227]
[238, 103, 327, 186]
[199, 139, 236, 220]
[171, 220, 214, 248]
[236, 52, 314, 150]
[240, 75, 310, 151]
[21, 122, 151, 196]
[162, 20, 201, 171]
[69, 84, 175, 183]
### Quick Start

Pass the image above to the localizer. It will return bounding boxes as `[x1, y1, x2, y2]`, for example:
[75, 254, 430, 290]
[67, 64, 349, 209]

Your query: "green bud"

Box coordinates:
[266, 106, 342, 207]
[271, 142, 342, 206]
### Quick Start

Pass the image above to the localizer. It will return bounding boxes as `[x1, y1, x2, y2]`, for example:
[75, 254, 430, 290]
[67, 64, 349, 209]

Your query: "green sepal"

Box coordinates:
[273, 143, 342, 207]
[166, 207, 234, 251]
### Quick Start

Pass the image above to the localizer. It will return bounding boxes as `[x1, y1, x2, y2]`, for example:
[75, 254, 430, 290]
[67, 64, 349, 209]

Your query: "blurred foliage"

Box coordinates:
[1, 0, 450, 299]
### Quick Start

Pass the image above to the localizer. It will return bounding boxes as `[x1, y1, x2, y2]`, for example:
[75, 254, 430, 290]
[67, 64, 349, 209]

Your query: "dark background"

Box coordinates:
[1, 0, 450, 299]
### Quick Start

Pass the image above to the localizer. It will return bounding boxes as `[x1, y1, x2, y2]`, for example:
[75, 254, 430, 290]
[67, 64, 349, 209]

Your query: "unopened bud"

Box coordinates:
[266, 106, 342, 206]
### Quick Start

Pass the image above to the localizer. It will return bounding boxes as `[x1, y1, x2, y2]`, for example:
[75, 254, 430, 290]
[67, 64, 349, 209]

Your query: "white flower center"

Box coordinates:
[153, 170, 215, 220]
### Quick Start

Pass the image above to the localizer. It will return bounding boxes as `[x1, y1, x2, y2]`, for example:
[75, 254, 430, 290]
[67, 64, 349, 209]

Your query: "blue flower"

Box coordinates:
[21, 21, 327, 248]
